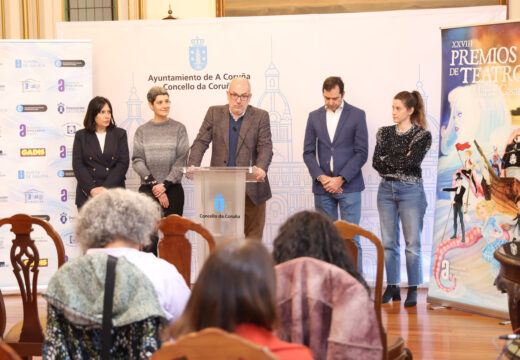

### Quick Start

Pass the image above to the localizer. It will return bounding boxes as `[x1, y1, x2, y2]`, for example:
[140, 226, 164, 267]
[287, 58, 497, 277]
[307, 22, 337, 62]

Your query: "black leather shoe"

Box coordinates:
[382, 285, 401, 303]
[404, 286, 418, 307]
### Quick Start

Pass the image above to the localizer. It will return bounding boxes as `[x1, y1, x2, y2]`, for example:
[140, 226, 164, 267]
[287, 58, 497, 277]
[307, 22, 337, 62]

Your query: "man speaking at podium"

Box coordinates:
[188, 77, 273, 241]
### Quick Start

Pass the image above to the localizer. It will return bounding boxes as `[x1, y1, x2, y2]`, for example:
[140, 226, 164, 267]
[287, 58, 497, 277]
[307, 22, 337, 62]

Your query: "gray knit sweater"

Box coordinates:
[132, 118, 189, 184]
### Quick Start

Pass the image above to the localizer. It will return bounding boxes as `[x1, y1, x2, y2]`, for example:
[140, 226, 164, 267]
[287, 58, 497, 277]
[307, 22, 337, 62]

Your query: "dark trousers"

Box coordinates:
[139, 183, 184, 254]
[244, 195, 266, 241]
[453, 203, 465, 241]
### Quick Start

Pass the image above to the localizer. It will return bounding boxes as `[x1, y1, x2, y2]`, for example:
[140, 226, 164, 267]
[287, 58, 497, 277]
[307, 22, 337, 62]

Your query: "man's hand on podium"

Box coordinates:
[185, 165, 195, 180]
[253, 166, 266, 182]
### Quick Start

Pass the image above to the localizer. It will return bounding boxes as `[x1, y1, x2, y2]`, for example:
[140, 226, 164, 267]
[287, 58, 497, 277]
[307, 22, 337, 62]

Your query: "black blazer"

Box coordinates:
[72, 127, 129, 208]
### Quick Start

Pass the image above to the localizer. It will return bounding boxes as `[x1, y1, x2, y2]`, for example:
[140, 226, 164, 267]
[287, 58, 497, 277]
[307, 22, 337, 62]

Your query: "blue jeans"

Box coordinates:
[314, 191, 363, 273]
[377, 180, 427, 286]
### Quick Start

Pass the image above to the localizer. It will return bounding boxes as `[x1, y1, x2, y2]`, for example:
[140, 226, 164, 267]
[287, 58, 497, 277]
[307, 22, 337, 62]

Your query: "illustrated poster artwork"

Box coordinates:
[428, 22, 520, 316]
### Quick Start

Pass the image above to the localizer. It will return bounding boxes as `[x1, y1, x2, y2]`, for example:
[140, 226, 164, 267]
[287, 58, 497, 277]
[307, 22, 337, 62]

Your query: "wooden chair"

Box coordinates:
[150, 327, 277, 360]
[157, 214, 216, 286]
[0, 290, 5, 341]
[0, 342, 22, 360]
[0, 214, 66, 359]
[334, 220, 412, 360]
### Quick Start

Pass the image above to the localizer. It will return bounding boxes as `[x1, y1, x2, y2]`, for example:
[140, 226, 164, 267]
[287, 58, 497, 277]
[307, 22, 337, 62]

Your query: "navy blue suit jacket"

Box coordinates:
[72, 127, 129, 207]
[303, 101, 368, 195]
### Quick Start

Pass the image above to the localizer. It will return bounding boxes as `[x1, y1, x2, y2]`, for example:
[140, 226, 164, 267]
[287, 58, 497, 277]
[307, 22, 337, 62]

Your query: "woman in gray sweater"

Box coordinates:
[132, 86, 189, 220]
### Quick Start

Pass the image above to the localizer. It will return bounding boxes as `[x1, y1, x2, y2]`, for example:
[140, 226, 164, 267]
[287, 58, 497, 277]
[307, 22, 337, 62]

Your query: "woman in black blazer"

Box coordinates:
[72, 96, 129, 209]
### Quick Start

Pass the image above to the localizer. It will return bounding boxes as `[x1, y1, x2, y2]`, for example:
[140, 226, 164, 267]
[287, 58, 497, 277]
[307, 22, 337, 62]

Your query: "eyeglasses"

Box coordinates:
[229, 92, 250, 101]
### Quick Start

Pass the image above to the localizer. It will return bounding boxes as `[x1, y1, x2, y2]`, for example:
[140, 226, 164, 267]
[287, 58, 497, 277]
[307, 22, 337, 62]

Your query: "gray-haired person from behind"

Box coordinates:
[75, 187, 160, 250]
[51, 189, 190, 323]
[43, 189, 191, 357]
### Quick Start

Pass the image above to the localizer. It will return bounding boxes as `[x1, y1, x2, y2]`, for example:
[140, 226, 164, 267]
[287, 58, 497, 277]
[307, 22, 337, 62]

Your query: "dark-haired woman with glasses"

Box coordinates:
[72, 96, 129, 209]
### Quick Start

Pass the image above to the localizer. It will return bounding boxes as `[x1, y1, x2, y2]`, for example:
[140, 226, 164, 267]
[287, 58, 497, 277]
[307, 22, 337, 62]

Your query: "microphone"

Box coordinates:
[499, 334, 520, 340]
[232, 125, 253, 170]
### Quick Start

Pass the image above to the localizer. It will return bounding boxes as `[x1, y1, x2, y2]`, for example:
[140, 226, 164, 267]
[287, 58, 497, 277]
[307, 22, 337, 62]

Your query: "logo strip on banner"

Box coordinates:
[0, 41, 92, 289]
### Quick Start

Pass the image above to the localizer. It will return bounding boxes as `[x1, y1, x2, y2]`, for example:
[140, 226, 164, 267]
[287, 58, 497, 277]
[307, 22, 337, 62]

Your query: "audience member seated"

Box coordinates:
[43, 188, 190, 358]
[164, 240, 313, 360]
[273, 210, 368, 291]
[272, 210, 382, 360]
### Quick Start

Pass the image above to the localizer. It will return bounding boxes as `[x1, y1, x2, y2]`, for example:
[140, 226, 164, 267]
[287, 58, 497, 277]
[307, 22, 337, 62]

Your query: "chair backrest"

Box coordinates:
[0, 342, 22, 360]
[150, 327, 277, 360]
[157, 214, 215, 286]
[333, 220, 386, 357]
[0, 213, 65, 349]
[0, 290, 5, 341]
[344, 236, 359, 266]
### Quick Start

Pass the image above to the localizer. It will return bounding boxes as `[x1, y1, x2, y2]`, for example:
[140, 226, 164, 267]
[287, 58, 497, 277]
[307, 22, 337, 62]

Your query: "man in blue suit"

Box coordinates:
[303, 76, 368, 272]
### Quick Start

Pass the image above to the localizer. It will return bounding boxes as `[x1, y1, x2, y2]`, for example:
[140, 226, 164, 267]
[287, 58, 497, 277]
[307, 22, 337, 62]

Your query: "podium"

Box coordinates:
[186, 166, 257, 277]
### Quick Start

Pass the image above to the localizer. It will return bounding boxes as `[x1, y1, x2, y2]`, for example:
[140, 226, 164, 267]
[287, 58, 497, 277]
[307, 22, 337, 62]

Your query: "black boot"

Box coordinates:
[404, 286, 418, 307]
[382, 285, 401, 303]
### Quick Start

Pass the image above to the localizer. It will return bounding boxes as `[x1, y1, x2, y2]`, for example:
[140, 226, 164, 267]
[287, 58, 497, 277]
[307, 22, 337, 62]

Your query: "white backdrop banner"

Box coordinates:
[55, 7, 505, 283]
[0, 40, 92, 289]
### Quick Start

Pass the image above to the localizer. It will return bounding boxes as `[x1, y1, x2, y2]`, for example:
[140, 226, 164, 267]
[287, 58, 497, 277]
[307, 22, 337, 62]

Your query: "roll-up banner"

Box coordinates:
[428, 22, 520, 317]
[0, 41, 92, 290]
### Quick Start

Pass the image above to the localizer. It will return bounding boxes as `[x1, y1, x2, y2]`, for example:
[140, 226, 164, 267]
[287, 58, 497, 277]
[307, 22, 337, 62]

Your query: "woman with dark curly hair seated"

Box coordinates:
[164, 240, 313, 360]
[272, 210, 382, 360]
[273, 210, 368, 291]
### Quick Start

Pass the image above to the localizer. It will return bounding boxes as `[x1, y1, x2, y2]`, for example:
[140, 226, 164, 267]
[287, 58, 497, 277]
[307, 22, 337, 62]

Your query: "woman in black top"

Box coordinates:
[372, 90, 432, 307]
